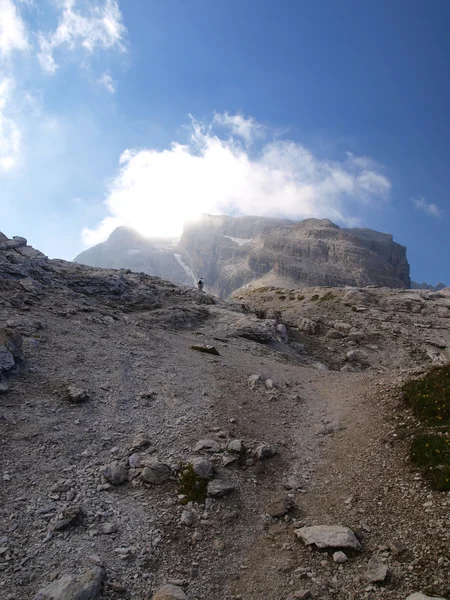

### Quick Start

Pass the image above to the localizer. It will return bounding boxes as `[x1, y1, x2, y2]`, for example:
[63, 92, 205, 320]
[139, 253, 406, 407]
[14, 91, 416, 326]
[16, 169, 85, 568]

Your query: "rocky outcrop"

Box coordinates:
[75, 216, 410, 297]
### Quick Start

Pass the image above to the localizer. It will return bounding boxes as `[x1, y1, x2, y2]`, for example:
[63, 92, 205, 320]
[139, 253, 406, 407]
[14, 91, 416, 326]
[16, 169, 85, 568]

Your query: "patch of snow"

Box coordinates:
[174, 253, 197, 284]
[223, 235, 252, 246]
[128, 249, 141, 255]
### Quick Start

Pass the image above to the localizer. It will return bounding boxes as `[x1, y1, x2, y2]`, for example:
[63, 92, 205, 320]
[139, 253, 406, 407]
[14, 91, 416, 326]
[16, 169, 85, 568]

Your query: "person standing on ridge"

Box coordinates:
[198, 278, 204, 292]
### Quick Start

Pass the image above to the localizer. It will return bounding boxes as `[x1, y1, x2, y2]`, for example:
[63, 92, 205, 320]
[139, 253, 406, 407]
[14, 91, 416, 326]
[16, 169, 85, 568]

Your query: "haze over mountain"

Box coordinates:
[75, 215, 410, 297]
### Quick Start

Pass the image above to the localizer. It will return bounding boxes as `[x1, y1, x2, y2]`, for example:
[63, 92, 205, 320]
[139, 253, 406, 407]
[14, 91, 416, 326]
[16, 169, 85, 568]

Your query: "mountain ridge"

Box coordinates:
[75, 215, 411, 296]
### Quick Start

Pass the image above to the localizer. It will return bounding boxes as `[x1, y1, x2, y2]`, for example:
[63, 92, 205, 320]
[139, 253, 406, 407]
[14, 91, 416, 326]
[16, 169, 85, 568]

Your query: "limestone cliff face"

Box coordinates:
[74, 216, 410, 297]
[178, 216, 410, 296]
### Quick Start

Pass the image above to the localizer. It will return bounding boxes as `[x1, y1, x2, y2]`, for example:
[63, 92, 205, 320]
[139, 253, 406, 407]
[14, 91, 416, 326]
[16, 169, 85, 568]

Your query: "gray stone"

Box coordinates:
[141, 460, 171, 485]
[151, 584, 186, 600]
[297, 318, 317, 335]
[100, 461, 128, 486]
[265, 378, 275, 390]
[33, 567, 105, 600]
[101, 523, 117, 535]
[194, 439, 220, 453]
[227, 439, 243, 454]
[207, 480, 235, 498]
[191, 456, 213, 479]
[235, 319, 273, 343]
[295, 525, 361, 550]
[67, 386, 89, 403]
[366, 555, 388, 583]
[277, 323, 288, 340]
[128, 453, 143, 468]
[333, 551, 348, 563]
[131, 433, 151, 450]
[180, 507, 196, 527]
[0, 346, 15, 372]
[255, 443, 276, 460]
[222, 452, 239, 466]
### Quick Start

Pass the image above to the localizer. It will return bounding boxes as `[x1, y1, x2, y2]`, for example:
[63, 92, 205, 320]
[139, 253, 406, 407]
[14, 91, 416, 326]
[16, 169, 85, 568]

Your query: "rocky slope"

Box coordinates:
[75, 215, 410, 297]
[1, 232, 449, 600]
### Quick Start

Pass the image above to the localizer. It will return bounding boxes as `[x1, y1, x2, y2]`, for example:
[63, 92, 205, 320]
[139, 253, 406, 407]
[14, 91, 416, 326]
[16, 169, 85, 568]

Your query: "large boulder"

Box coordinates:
[33, 567, 105, 600]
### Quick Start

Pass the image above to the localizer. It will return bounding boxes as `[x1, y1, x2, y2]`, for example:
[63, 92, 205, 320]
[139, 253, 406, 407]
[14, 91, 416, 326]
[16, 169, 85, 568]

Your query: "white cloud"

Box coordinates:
[98, 70, 115, 93]
[82, 113, 392, 246]
[0, 76, 20, 170]
[0, 0, 29, 59]
[213, 112, 266, 145]
[413, 197, 442, 217]
[38, 0, 126, 74]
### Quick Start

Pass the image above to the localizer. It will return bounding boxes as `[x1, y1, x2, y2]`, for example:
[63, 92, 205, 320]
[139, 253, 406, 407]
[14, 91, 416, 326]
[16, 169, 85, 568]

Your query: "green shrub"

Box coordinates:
[310, 294, 319, 302]
[178, 463, 208, 504]
[297, 295, 305, 301]
[403, 363, 450, 426]
[410, 433, 450, 491]
[410, 433, 450, 466]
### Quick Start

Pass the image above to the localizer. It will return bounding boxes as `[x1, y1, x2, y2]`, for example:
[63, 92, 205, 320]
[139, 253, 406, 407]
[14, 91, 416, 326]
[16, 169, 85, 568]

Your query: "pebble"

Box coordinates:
[333, 551, 348, 564]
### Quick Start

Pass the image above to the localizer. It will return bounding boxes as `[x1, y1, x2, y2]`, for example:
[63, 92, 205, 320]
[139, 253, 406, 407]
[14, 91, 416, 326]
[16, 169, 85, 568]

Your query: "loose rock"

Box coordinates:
[66, 386, 89, 403]
[194, 439, 220, 453]
[366, 555, 388, 583]
[207, 480, 235, 498]
[100, 461, 128, 486]
[295, 525, 361, 550]
[151, 584, 186, 600]
[333, 551, 348, 563]
[33, 567, 105, 600]
[141, 460, 171, 485]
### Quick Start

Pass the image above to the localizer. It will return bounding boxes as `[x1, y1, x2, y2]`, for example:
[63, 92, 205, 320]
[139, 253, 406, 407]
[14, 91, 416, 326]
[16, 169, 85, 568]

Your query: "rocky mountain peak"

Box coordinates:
[75, 214, 411, 297]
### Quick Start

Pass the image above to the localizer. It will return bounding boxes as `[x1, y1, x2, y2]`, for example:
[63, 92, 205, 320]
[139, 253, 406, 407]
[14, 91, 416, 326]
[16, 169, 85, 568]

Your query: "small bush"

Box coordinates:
[310, 294, 319, 302]
[403, 363, 450, 426]
[410, 433, 450, 467]
[297, 295, 305, 301]
[410, 433, 450, 491]
[278, 295, 286, 301]
[178, 463, 208, 504]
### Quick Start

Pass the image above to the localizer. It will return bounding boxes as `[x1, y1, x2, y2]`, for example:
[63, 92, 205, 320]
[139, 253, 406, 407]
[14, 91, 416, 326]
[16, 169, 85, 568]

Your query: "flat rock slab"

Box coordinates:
[33, 567, 105, 600]
[152, 584, 187, 600]
[366, 555, 388, 582]
[194, 439, 220, 453]
[295, 525, 361, 550]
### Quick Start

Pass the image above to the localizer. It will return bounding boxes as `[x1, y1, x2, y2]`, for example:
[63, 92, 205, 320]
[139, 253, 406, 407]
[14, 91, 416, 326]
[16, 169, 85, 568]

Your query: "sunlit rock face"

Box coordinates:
[75, 215, 410, 297]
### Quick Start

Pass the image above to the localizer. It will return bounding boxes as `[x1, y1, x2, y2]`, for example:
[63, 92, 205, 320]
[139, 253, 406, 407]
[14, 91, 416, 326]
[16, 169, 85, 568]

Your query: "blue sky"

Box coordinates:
[0, 0, 449, 284]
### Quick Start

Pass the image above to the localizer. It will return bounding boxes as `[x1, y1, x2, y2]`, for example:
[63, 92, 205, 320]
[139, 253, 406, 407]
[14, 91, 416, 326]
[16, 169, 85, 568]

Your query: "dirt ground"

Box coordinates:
[1, 244, 449, 600]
